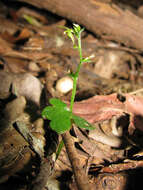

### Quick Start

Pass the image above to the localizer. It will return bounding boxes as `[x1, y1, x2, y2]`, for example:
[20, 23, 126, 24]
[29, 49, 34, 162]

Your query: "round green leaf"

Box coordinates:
[72, 114, 94, 130]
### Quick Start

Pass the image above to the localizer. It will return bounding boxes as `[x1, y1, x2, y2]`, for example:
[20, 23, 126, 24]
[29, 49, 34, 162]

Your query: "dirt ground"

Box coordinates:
[1, 1, 143, 190]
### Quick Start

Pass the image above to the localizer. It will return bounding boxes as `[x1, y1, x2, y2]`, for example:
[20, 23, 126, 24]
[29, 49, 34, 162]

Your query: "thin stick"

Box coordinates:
[62, 131, 94, 190]
[129, 88, 143, 95]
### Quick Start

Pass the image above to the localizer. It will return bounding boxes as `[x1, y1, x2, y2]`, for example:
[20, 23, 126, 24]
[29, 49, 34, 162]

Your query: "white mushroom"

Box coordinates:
[56, 76, 73, 94]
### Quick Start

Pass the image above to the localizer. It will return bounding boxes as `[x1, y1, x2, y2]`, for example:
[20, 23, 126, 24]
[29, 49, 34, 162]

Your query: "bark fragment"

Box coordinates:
[16, 0, 143, 51]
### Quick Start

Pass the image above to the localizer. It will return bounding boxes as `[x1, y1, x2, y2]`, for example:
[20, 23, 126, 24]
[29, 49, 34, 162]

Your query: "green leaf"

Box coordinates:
[82, 54, 95, 63]
[23, 14, 42, 27]
[67, 31, 75, 45]
[82, 58, 91, 63]
[42, 98, 72, 134]
[63, 28, 75, 45]
[73, 24, 84, 38]
[73, 24, 81, 37]
[72, 114, 94, 130]
[50, 98, 68, 108]
[79, 27, 85, 34]
[42, 106, 55, 120]
[73, 24, 81, 32]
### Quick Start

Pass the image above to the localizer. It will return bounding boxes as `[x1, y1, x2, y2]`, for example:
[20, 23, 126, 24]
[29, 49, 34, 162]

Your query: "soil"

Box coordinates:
[1, 1, 143, 190]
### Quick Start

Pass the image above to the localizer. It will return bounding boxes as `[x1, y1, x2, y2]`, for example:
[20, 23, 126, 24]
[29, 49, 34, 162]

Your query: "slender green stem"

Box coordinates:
[70, 75, 78, 112]
[76, 33, 83, 74]
[70, 33, 83, 113]
[56, 139, 64, 160]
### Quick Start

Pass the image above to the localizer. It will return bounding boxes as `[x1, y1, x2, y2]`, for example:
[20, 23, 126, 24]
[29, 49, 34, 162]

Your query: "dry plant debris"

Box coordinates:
[1, 1, 143, 190]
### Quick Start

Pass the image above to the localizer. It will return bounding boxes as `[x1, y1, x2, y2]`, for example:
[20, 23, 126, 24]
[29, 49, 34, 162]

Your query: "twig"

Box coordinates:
[129, 88, 143, 95]
[93, 159, 143, 174]
[62, 131, 94, 190]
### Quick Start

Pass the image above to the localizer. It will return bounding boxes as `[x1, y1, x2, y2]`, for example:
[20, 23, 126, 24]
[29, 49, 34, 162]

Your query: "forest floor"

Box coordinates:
[1, 1, 143, 190]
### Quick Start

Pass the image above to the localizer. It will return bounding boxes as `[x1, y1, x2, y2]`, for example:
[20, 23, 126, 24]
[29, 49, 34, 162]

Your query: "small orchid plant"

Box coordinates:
[42, 24, 94, 134]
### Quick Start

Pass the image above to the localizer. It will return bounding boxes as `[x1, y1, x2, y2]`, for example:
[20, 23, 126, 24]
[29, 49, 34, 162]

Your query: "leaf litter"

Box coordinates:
[1, 2, 143, 190]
